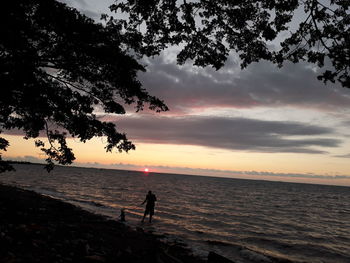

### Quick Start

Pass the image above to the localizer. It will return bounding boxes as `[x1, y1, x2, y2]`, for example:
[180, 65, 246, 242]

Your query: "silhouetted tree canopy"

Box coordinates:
[110, 0, 349, 88]
[0, 0, 168, 171]
[1, 0, 349, 172]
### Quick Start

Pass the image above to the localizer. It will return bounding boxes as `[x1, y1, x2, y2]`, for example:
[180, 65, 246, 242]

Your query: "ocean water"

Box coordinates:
[1, 164, 350, 263]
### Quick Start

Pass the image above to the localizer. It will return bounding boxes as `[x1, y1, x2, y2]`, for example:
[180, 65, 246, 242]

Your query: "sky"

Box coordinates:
[3, 0, 350, 186]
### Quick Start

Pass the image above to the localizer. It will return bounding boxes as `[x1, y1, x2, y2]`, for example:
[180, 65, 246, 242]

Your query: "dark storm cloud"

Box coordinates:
[139, 56, 350, 113]
[114, 115, 340, 154]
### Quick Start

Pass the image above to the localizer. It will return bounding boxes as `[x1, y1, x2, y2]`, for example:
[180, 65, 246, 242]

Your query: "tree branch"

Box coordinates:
[44, 119, 59, 153]
[45, 72, 105, 105]
[315, 0, 336, 14]
[310, 1, 332, 55]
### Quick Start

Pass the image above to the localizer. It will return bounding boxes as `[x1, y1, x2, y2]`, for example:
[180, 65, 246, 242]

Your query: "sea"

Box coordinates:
[1, 163, 350, 263]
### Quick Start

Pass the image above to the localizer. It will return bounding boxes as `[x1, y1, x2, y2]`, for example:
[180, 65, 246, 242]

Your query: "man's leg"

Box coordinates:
[149, 207, 154, 223]
[142, 210, 147, 222]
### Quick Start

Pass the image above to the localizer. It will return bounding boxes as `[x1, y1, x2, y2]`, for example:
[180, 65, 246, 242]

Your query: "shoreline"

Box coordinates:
[0, 184, 210, 263]
[1, 165, 349, 263]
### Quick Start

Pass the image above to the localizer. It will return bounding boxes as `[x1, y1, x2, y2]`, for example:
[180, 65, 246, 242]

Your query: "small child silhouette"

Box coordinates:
[120, 208, 126, 222]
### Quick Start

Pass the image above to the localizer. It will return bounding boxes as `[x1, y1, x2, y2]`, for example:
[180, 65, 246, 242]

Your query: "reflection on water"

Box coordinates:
[1, 164, 350, 263]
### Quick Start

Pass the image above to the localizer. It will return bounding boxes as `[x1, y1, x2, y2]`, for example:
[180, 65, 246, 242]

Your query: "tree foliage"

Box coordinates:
[110, 0, 349, 88]
[1, 0, 349, 172]
[0, 0, 168, 171]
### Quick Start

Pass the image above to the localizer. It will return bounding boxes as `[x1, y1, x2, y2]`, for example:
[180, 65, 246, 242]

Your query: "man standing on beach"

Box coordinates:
[141, 191, 157, 223]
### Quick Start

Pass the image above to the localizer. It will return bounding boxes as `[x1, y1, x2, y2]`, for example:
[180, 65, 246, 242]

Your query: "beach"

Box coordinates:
[1, 164, 350, 263]
[0, 184, 207, 263]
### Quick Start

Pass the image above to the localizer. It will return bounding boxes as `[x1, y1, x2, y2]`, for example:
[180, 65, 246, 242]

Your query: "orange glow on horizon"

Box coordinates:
[2, 134, 350, 186]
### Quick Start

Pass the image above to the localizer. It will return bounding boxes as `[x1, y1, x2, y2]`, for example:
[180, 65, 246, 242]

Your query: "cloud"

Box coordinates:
[79, 9, 101, 20]
[58, 0, 107, 21]
[110, 115, 340, 154]
[342, 120, 350, 127]
[334, 154, 350, 158]
[139, 56, 350, 114]
[3, 114, 341, 154]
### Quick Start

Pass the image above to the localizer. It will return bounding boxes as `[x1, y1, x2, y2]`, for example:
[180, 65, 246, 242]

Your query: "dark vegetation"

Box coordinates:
[1, 0, 349, 172]
[112, 0, 349, 86]
[0, 0, 168, 172]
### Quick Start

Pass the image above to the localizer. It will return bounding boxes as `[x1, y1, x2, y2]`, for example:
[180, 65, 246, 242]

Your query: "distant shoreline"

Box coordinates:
[0, 183, 206, 263]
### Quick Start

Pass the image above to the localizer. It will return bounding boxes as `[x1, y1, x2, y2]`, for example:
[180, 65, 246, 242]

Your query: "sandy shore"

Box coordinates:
[0, 184, 213, 263]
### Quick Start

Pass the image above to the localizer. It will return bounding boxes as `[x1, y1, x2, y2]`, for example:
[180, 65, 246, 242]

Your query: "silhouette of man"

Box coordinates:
[141, 190, 157, 223]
